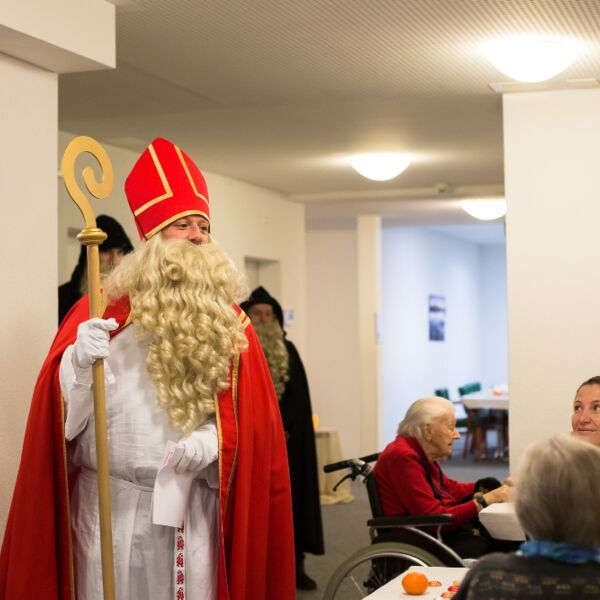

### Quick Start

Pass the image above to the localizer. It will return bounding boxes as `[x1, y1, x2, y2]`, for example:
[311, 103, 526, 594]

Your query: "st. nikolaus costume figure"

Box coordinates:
[241, 287, 324, 590]
[0, 138, 295, 600]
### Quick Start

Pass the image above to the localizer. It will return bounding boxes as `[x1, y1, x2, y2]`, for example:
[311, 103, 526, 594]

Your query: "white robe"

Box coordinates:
[60, 326, 219, 600]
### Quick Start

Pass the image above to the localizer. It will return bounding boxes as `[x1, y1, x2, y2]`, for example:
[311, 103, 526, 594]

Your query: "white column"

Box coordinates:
[0, 0, 115, 536]
[357, 215, 381, 454]
[306, 229, 361, 457]
[504, 88, 600, 465]
[0, 53, 59, 537]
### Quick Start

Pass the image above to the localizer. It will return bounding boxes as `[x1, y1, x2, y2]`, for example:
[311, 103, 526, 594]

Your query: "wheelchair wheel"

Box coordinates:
[323, 541, 446, 599]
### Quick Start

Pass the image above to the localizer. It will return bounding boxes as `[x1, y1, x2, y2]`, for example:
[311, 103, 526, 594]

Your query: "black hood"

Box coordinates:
[240, 286, 284, 329]
[69, 214, 134, 284]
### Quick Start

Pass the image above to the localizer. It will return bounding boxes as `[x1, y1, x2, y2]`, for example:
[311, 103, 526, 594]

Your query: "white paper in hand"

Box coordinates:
[152, 441, 195, 528]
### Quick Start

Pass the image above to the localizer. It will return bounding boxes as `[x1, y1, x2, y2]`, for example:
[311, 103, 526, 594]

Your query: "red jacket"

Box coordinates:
[373, 435, 477, 530]
[0, 296, 295, 599]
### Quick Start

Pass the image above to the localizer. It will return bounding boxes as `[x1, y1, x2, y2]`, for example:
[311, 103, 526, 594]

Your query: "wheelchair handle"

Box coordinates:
[323, 452, 380, 473]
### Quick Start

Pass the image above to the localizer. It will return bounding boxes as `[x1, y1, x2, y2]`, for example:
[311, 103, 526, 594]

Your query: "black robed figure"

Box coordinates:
[58, 214, 133, 324]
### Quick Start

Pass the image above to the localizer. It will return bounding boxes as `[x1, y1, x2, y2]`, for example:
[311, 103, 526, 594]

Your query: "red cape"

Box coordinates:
[0, 296, 295, 599]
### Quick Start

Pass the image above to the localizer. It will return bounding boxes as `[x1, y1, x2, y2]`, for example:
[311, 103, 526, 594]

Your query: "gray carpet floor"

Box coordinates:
[298, 451, 509, 599]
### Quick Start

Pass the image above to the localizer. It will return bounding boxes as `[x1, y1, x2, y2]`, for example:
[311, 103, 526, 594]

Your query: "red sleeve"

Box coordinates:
[375, 445, 478, 530]
[441, 470, 475, 501]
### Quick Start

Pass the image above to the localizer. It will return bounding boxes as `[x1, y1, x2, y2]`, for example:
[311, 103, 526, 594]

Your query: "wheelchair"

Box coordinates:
[322, 453, 465, 599]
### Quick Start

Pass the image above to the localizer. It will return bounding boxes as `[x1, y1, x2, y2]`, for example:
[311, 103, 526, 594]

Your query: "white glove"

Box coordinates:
[173, 420, 218, 475]
[72, 318, 118, 370]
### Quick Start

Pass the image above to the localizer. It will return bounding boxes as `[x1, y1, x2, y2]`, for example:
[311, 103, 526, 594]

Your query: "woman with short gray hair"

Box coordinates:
[374, 396, 511, 558]
[396, 397, 454, 440]
[454, 434, 600, 599]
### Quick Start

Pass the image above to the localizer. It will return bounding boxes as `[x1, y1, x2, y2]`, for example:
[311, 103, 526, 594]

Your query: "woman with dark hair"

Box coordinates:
[572, 375, 600, 447]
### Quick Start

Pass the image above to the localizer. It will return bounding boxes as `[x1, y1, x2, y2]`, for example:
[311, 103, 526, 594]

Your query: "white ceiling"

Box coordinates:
[59, 0, 600, 233]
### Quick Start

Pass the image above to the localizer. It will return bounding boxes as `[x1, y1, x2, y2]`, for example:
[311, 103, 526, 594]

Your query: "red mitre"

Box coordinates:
[125, 137, 210, 239]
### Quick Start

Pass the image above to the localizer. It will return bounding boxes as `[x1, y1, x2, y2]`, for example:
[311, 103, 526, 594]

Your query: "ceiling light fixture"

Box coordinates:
[484, 37, 577, 83]
[349, 153, 411, 181]
[461, 198, 506, 221]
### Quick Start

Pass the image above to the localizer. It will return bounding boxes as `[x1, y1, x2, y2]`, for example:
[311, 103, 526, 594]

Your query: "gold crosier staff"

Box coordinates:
[61, 136, 116, 600]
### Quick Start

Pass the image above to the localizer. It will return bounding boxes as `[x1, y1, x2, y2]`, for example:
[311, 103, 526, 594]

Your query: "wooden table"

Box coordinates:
[461, 392, 508, 411]
[460, 389, 508, 458]
[368, 566, 469, 598]
[315, 427, 354, 505]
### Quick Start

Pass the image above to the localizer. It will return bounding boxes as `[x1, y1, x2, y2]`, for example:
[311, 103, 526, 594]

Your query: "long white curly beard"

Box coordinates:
[103, 235, 249, 434]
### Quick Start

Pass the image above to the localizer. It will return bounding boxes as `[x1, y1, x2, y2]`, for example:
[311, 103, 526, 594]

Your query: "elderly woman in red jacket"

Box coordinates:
[373, 396, 512, 558]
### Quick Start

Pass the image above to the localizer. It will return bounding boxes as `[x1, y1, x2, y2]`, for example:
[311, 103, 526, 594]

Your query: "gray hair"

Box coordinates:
[515, 434, 600, 546]
[397, 397, 454, 441]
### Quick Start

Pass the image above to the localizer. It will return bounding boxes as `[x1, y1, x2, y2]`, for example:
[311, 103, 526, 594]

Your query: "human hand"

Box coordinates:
[503, 476, 514, 487]
[173, 422, 218, 475]
[484, 484, 512, 505]
[72, 318, 118, 370]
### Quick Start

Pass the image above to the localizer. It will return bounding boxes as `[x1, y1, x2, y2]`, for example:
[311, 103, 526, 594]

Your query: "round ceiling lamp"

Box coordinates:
[485, 37, 577, 82]
[461, 198, 506, 221]
[349, 153, 411, 181]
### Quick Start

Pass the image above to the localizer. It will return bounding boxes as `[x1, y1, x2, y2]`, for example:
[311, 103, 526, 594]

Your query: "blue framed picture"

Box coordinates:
[428, 294, 446, 341]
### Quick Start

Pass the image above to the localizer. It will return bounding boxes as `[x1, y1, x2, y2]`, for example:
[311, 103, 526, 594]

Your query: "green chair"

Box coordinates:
[458, 382, 481, 396]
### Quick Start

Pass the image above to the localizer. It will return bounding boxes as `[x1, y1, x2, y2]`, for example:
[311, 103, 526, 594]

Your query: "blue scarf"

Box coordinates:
[519, 540, 600, 564]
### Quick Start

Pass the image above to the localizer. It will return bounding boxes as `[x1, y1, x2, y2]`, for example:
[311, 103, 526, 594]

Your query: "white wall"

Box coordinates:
[0, 54, 58, 537]
[357, 216, 382, 455]
[307, 225, 508, 455]
[480, 244, 508, 388]
[306, 229, 361, 458]
[380, 227, 506, 445]
[0, 0, 115, 542]
[206, 172, 306, 352]
[504, 88, 600, 466]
